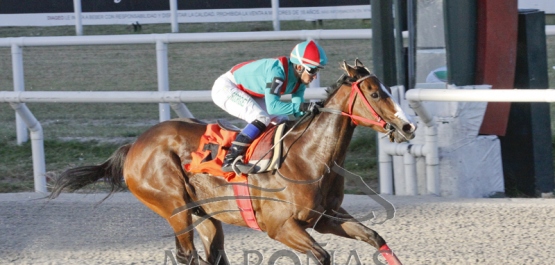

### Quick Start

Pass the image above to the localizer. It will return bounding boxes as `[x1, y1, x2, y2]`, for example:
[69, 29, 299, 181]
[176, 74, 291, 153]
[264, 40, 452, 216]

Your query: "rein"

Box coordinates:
[240, 113, 314, 175]
[320, 75, 387, 128]
[241, 75, 388, 174]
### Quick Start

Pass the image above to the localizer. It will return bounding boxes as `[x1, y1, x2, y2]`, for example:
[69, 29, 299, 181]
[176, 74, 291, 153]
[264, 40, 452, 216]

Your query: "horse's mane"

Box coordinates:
[325, 75, 348, 97]
[324, 73, 359, 102]
[325, 65, 373, 100]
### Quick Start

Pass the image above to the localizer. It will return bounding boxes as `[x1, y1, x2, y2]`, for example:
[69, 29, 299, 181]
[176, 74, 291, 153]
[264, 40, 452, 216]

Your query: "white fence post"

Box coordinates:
[73, 0, 83, 36]
[11, 44, 28, 145]
[9, 103, 46, 193]
[156, 40, 171, 122]
[170, 0, 179, 33]
[271, 0, 280, 31]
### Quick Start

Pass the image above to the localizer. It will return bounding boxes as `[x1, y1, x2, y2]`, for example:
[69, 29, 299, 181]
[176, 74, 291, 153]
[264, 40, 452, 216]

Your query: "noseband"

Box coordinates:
[320, 75, 388, 128]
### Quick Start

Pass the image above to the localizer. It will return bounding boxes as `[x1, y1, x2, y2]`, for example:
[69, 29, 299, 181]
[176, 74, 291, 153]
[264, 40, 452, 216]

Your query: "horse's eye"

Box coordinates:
[371, 92, 379, 99]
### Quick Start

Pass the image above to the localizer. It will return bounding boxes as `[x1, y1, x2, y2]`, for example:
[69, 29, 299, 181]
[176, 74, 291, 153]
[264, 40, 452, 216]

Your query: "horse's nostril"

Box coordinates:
[402, 124, 414, 133]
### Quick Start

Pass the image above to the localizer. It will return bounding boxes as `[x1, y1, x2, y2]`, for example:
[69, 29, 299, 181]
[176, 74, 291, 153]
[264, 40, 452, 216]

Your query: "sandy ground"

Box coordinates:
[1, 192, 555, 265]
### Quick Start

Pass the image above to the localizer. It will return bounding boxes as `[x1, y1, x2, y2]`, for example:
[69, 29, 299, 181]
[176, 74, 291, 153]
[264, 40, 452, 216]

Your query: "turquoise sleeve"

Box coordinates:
[291, 86, 306, 116]
[264, 88, 298, 116]
[291, 87, 305, 105]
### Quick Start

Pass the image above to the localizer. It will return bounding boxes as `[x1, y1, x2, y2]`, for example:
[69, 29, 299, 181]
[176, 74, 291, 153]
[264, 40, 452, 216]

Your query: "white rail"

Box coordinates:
[0, 89, 328, 193]
[380, 88, 555, 196]
[407, 88, 555, 103]
[0, 29, 374, 47]
[0, 90, 328, 103]
[1, 29, 374, 144]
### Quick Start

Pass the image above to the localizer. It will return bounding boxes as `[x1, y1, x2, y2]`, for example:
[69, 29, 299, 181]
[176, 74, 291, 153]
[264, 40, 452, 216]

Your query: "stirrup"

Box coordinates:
[222, 155, 247, 173]
[230, 155, 256, 175]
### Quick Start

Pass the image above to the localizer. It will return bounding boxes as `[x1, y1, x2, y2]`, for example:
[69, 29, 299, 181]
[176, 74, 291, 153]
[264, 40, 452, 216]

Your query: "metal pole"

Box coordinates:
[11, 44, 28, 144]
[371, 0, 397, 86]
[379, 136, 394, 195]
[271, 0, 280, 31]
[73, 0, 83, 36]
[156, 41, 171, 122]
[443, 0, 477, 85]
[407, 0, 416, 89]
[170, 0, 179, 33]
[393, 0, 407, 88]
[10, 103, 46, 193]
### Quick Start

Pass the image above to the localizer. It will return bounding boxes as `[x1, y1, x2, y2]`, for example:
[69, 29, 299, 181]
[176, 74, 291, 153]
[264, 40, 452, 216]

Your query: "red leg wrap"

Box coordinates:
[379, 244, 403, 265]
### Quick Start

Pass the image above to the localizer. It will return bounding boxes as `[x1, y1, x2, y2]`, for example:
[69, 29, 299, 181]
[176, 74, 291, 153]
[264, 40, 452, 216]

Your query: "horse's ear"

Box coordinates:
[341, 61, 356, 77]
[355, 58, 364, 68]
[341, 61, 348, 71]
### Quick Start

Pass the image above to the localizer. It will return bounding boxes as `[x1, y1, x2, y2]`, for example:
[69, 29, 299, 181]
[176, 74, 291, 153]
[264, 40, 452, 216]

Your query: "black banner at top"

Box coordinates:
[1, 0, 369, 14]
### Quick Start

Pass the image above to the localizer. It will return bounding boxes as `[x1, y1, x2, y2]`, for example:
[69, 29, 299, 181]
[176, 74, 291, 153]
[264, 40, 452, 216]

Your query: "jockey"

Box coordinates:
[211, 39, 328, 172]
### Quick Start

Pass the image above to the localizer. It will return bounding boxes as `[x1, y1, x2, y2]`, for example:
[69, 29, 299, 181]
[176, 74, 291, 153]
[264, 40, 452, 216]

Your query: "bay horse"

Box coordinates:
[49, 59, 416, 265]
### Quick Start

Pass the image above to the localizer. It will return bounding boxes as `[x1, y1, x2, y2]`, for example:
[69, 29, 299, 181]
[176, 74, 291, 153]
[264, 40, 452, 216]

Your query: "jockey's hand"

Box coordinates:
[300, 101, 323, 115]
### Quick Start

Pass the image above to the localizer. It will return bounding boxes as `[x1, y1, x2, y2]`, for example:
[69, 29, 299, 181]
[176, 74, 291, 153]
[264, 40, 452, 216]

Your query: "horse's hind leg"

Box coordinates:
[129, 189, 210, 265]
[313, 207, 402, 265]
[169, 212, 211, 265]
[268, 218, 332, 265]
[192, 215, 228, 265]
[125, 158, 209, 264]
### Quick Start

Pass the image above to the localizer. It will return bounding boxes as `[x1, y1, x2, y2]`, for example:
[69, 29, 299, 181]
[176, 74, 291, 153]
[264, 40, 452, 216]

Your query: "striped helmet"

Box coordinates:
[290, 40, 328, 69]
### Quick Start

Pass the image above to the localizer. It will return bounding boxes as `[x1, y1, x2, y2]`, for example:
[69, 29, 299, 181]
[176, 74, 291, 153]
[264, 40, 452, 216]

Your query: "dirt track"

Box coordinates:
[1, 192, 555, 265]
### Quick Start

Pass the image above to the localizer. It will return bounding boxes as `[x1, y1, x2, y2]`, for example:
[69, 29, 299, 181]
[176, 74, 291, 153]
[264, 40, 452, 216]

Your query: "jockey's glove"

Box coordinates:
[300, 101, 323, 115]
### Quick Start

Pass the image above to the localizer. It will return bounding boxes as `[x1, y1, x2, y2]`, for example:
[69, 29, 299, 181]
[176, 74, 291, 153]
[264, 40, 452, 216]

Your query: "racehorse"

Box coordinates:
[49, 59, 416, 265]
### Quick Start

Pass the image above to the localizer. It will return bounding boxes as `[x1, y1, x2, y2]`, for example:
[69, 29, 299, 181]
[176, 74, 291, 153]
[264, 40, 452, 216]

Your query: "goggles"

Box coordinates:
[305, 67, 320, 76]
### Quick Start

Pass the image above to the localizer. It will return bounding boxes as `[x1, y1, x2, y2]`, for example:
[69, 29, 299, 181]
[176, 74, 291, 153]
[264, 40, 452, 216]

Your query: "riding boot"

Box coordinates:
[221, 133, 253, 172]
[221, 120, 267, 173]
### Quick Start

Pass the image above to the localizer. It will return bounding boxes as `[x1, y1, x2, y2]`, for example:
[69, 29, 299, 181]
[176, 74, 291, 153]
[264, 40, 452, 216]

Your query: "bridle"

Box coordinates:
[240, 75, 403, 175]
[242, 76, 385, 174]
[320, 75, 388, 128]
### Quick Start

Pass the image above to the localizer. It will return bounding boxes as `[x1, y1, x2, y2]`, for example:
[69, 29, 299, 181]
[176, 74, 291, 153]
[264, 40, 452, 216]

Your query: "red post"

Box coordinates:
[475, 0, 519, 136]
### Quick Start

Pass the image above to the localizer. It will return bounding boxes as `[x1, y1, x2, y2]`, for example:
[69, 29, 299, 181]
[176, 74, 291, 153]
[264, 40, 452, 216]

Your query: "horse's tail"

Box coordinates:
[48, 143, 132, 201]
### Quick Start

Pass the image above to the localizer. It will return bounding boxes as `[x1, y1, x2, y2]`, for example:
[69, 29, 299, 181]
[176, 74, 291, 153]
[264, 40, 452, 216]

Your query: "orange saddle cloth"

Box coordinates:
[184, 122, 285, 182]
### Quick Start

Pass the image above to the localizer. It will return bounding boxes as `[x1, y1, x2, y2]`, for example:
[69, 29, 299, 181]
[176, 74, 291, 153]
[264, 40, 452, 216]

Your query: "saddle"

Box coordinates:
[184, 120, 286, 182]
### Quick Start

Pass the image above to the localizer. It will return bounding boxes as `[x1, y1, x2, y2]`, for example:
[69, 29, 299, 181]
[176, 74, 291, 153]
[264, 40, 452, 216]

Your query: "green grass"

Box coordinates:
[0, 139, 119, 192]
[344, 127, 379, 194]
[0, 129, 379, 194]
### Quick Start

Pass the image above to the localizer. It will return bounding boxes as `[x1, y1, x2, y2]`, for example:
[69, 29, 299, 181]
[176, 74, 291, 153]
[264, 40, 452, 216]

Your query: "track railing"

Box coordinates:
[0, 89, 328, 192]
[378, 88, 555, 196]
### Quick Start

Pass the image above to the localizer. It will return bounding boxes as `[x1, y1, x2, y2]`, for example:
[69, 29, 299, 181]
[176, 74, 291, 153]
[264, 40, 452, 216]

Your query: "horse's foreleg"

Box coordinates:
[313, 207, 403, 265]
[192, 215, 228, 265]
[268, 217, 331, 265]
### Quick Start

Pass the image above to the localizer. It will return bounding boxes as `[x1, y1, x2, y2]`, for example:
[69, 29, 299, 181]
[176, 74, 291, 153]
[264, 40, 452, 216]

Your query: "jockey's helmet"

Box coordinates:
[290, 40, 328, 69]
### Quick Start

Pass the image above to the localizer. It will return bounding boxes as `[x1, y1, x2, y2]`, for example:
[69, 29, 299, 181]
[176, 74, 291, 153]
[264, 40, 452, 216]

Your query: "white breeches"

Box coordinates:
[211, 72, 288, 126]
